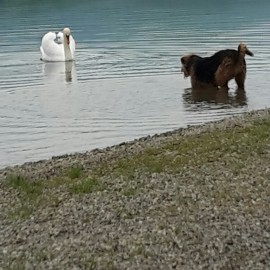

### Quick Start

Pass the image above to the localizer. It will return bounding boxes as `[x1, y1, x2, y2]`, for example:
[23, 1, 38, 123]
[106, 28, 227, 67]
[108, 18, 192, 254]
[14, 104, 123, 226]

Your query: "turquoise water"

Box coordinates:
[1, 0, 270, 167]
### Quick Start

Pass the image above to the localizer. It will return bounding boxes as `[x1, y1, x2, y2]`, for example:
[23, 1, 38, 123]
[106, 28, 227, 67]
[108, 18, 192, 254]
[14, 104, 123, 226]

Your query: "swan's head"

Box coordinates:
[63, 27, 71, 45]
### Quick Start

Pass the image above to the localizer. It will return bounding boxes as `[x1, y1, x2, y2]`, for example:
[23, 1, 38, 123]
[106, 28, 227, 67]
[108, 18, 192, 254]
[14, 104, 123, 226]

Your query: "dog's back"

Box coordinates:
[193, 49, 239, 84]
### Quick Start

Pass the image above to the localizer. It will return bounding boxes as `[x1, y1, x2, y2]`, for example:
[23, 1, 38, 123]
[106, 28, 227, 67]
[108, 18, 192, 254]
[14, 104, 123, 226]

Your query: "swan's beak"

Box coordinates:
[66, 35, 70, 45]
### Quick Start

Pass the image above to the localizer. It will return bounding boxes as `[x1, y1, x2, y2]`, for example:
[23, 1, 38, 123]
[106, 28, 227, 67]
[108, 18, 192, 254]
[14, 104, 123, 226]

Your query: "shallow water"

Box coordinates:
[1, 0, 270, 168]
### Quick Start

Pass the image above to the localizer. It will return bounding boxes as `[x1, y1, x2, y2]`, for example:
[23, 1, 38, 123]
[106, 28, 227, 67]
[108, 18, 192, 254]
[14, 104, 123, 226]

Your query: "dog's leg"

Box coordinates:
[235, 71, 246, 89]
[215, 65, 230, 90]
[191, 76, 198, 89]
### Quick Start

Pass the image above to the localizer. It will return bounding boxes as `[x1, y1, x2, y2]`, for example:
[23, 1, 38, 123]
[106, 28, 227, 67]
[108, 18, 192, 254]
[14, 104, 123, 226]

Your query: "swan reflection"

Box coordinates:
[42, 61, 77, 83]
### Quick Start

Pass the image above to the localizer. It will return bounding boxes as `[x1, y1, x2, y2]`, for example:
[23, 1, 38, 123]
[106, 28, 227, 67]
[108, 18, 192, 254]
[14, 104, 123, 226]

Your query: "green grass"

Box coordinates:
[103, 118, 270, 178]
[67, 166, 82, 179]
[8, 204, 34, 220]
[69, 177, 103, 194]
[123, 187, 137, 196]
[43, 176, 68, 189]
[5, 167, 102, 219]
[3, 257, 26, 270]
[6, 174, 69, 197]
[6, 174, 43, 200]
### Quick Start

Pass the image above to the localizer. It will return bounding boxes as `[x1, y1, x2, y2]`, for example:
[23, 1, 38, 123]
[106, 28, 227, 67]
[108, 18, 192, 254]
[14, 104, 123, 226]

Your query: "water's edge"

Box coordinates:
[1, 108, 269, 173]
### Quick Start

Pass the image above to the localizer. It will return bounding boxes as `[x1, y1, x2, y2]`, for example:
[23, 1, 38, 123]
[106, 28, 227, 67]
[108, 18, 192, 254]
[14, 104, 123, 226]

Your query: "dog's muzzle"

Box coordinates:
[246, 49, 254, 57]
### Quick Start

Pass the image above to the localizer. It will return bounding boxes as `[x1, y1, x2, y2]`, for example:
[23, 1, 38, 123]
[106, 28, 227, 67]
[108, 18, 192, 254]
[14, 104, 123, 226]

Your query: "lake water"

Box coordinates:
[1, 0, 270, 168]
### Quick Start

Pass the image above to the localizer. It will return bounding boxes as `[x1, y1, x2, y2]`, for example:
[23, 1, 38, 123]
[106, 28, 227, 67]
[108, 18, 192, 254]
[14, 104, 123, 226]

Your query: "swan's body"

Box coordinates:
[40, 28, 76, 62]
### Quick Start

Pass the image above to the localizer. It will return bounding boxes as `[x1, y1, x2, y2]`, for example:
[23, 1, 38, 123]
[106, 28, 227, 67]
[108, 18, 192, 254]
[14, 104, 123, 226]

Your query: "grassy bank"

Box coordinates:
[0, 109, 270, 269]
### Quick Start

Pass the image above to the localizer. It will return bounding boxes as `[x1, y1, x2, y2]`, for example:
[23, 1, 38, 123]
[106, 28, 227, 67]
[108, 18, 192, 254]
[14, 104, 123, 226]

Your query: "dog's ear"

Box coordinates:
[181, 56, 186, 64]
[181, 55, 190, 65]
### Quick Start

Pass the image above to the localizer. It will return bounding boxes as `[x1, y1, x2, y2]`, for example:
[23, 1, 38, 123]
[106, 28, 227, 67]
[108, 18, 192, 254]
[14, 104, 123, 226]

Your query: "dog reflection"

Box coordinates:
[183, 87, 247, 107]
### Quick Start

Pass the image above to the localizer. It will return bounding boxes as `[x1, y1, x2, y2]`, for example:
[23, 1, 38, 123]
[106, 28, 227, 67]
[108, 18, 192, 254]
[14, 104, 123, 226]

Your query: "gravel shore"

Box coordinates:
[0, 109, 270, 270]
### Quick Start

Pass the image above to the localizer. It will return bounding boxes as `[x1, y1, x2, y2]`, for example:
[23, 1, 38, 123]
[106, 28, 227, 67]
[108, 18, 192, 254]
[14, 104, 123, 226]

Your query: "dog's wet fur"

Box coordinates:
[181, 43, 253, 89]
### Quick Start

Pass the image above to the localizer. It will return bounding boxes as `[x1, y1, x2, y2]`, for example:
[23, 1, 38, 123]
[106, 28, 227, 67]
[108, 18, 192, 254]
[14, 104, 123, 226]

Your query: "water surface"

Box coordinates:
[1, 0, 270, 167]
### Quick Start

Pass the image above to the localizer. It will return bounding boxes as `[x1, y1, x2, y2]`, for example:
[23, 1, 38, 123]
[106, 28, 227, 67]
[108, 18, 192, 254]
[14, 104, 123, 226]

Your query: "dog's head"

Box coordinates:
[181, 54, 201, 77]
[238, 43, 253, 57]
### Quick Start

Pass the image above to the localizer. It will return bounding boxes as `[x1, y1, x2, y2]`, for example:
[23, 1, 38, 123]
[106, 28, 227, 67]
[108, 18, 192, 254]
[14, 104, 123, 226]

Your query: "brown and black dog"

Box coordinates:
[181, 43, 253, 89]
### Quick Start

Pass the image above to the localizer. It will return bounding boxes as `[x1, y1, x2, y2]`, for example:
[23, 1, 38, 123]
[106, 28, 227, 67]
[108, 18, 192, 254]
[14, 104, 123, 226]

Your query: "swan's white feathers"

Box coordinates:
[40, 29, 75, 62]
[54, 32, 63, 44]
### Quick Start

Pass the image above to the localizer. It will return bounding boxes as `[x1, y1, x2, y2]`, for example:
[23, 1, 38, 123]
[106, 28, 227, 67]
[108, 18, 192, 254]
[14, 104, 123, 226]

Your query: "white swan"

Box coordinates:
[40, 27, 76, 62]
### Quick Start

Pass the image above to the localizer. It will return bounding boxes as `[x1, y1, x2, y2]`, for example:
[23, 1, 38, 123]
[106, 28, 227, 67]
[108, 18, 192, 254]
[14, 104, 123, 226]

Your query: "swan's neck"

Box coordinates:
[63, 35, 72, 61]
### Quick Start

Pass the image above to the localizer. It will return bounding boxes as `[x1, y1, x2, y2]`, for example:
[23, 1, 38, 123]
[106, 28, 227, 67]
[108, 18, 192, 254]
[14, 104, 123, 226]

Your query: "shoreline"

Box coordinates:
[1, 108, 270, 269]
[1, 108, 269, 178]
